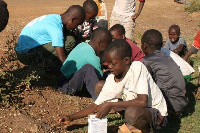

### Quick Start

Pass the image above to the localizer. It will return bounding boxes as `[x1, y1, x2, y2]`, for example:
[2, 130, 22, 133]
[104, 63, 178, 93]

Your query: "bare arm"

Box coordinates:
[131, 1, 145, 20]
[172, 44, 185, 55]
[55, 47, 66, 63]
[96, 94, 148, 118]
[183, 50, 193, 61]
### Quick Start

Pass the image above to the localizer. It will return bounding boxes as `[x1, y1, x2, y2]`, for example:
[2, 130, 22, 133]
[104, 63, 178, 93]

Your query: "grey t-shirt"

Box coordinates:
[164, 37, 188, 51]
[142, 50, 188, 112]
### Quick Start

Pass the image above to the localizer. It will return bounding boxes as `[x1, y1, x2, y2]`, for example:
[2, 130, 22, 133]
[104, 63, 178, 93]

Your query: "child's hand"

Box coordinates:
[131, 12, 140, 20]
[57, 115, 71, 125]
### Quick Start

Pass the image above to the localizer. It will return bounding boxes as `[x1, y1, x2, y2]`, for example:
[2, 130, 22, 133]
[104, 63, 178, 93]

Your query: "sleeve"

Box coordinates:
[163, 40, 170, 50]
[95, 76, 118, 105]
[48, 26, 64, 47]
[179, 38, 188, 50]
[132, 62, 149, 95]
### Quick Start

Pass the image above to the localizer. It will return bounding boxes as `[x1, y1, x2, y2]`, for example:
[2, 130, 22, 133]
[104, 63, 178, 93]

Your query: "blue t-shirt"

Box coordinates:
[15, 14, 64, 53]
[61, 42, 103, 79]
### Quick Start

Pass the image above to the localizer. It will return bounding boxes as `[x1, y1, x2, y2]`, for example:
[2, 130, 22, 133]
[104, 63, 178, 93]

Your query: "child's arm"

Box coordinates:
[172, 44, 185, 55]
[96, 94, 148, 118]
[55, 47, 66, 63]
[131, 0, 145, 20]
[58, 103, 99, 125]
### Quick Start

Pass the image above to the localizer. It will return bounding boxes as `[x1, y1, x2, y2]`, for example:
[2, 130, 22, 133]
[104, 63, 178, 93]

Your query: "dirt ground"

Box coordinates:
[0, 0, 200, 132]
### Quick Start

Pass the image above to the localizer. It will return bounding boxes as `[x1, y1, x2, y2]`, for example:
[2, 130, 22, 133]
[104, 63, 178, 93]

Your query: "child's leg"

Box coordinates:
[124, 107, 152, 133]
[124, 107, 167, 133]
[109, 11, 120, 28]
[58, 64, 99, 100]
[94, 80, 105, 95]
[63, 35, 76, 56]
[121, 16, 135, 40]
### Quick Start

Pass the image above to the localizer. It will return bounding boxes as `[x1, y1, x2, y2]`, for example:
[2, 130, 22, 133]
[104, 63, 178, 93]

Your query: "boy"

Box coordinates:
[183, 30, 200, 99]
[58, 39, 168, 133]
[164, 24, 188, 57]
[0, 0, 9, 32]
[142, 29, 188, 113]
[110, 0, 145, 39]
[58, 28, 112, 100]
[15, 5, 86, 64]
[74, 0, 99, 43]
[109, 24, 145, 61]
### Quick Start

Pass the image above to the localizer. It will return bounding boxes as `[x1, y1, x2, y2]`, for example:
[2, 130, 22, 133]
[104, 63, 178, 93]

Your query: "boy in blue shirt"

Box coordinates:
[15, 5, 85, 65]
[58, 28, 112, 100]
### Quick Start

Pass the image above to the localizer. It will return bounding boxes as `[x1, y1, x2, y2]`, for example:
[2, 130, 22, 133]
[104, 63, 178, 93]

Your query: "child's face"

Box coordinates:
[110, 30, 124, 41]
[85, 11, 97, 22]
[105, 51, 130, 77]
[168, 28, 179, 43]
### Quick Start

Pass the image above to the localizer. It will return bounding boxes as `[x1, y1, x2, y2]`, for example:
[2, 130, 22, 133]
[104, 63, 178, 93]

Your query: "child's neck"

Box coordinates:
[114, 66, 130, 82]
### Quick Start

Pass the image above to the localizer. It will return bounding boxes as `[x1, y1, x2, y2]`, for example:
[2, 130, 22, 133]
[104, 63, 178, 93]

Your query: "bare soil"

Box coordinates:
[0, 0, 199, 132]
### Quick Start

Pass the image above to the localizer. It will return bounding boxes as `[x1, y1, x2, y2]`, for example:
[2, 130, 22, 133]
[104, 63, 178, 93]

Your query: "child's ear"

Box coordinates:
[124, 57, 131, 64]
[122, 34, 125, 39]
[98, 40, 102, 46]
[143, 43, 148, 50]
[72, 17, 77, 22]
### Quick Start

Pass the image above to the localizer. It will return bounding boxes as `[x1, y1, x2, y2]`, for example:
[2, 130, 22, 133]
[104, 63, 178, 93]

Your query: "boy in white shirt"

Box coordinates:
[57, 39, 168, 133]
[110, 0, 145, 39]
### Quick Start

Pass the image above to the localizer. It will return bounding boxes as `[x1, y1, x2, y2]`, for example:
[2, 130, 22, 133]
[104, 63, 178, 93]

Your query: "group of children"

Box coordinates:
[1, 0, 200, 132]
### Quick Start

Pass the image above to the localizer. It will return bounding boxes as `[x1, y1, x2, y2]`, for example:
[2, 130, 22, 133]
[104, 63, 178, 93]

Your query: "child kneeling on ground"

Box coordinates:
[58, 39, 168, 133]
[57, 28, 112, 101]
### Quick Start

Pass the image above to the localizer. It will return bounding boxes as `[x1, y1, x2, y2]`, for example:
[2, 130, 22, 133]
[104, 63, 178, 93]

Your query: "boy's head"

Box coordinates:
[0, 0, 9, 32]
[90, 27, 112, 56]
[104, 39, 132, 77]
[141, 29, 163, 55]
[62, 5, 86, 30]
[109, 24, 126, 41]
[168, 24, 180, 44]
[83, 0, 98, 22]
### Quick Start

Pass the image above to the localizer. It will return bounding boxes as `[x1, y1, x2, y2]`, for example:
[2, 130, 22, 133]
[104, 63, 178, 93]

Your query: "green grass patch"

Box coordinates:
[185, 0, 200, 13]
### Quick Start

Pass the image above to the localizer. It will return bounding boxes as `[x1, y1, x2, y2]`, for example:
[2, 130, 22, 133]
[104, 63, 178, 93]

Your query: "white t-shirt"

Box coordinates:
[95, 61, 168, 116]
[112, 0, 136, 16]
[161, 48, 195, 76]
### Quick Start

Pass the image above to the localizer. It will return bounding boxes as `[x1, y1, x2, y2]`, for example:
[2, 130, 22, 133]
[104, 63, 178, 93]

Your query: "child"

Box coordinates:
[164, 24, 188, 57]
[58, 39, 168, 133]
[109, 0, 145, 39]
[15, 5, 86, 64]
[75, 0, 99, 42]
[183, 30, 200, 99]
[109, 24, 145, 61]
[58, 28, 112, 101]
[142, 29, 188, 113]
[0, 0, 9, 32]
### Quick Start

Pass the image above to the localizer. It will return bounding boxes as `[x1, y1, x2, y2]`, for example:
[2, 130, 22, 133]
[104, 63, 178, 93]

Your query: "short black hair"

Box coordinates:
[0, 0, 9, 32]
[65, 5, 86, 23]
[105, 39, 132, 59]
[91, 27, 112, 43]
[141, 29, 163, 50]
[168, 24, 180, 35]
[83, 0, 98, 14]
[109, 24, 126, 36]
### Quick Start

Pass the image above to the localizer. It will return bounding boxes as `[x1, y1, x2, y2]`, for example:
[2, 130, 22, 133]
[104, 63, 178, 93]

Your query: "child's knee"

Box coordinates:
[94, 80, 105, 95]
[125, 107, 145, 126]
